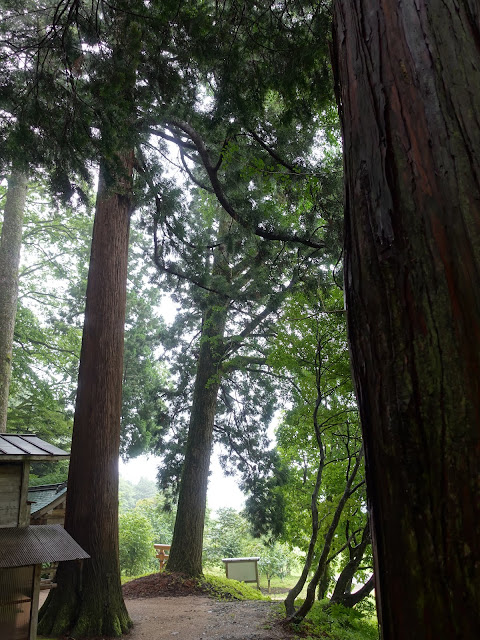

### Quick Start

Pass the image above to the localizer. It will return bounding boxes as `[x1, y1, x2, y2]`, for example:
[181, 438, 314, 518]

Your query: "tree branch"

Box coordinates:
[247, 129, 298, 173]
[166, 119, 325, 249]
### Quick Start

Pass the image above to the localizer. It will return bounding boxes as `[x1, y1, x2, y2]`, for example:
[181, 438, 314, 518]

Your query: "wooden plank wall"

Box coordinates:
[0, 464, 22, 527]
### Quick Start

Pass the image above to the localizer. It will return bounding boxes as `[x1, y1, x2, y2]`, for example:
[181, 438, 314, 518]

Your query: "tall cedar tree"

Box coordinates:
[139, 3, 336, 577]
[155, 136, 340, 577]
[37, 7, 141, 636]
[332, 1, 480, 638]
[161, 196, 320, 576]
[38, 159, 134, 637]
[0, 170, 27, 432]
[166, 284, 228, 575]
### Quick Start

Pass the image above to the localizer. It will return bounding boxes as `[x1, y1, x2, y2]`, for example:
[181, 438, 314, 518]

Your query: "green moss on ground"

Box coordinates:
[121, 570, 269, 601]
[199, 573, 268, 601]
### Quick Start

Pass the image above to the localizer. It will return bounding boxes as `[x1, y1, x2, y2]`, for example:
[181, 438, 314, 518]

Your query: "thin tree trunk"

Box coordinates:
[166, 298, 227, 576]
[0, 170, 27, 432]
[329, 523, 371, 607]
[284, 346, 326, 617]
[283, 460, 323, 616]
[288, 448, 364, 624]
[331, 574, 375, 609]
[332, 2, 480, 638]
[38, 157, 133, 637]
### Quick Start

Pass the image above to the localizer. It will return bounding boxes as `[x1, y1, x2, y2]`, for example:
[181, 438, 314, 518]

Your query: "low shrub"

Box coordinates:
[292, 600, 378, 640]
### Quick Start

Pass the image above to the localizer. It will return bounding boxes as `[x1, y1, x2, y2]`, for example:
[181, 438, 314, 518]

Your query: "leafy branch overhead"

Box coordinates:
[152, 118, 326, 249]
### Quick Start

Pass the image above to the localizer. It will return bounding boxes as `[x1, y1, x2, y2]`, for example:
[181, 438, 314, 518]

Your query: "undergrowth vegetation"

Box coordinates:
[297, 599, 378, 640]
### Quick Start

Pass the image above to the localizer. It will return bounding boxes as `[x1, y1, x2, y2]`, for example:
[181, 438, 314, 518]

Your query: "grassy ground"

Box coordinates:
[200, 572, 378, 640]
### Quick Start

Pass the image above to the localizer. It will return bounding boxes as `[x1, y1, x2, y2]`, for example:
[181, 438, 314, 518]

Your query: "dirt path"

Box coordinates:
[125, 594, 293, 639]
[39, 590, 295, 640]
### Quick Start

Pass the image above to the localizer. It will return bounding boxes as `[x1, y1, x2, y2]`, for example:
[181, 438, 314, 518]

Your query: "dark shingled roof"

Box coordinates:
[0, 525, 89, 568]
[28, 483, 67, 516]
[0, 434, 69, 460]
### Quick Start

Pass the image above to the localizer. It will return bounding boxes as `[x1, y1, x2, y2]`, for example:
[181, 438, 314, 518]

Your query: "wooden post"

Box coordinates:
[153, 544, 171, 571]
[29, 564, 41, 640]
[18, 462, 30, 527]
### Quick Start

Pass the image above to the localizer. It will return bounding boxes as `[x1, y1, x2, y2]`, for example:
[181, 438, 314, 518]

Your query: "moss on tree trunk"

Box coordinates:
[38, 559, 131, 637]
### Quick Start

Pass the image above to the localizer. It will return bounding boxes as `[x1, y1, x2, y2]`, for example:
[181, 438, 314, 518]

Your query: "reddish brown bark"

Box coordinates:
[332, 2, 480, 638]
[38, 156, 133, 637]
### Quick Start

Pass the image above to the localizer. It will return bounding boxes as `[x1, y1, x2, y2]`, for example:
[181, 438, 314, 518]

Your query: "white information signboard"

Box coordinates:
[222, 557, 260, 588]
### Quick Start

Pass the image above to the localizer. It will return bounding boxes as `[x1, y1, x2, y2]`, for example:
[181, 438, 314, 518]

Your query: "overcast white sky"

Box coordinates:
[118, 448, 246, 514]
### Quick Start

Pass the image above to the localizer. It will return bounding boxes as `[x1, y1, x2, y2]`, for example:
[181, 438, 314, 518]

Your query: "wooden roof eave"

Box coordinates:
[30, 492, 67, 519]
[0, 454, 70, 462]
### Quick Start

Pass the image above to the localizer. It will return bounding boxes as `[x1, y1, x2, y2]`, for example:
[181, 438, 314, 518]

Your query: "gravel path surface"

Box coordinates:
[125, 594, 294, 639]
[38, 574, 296, 640]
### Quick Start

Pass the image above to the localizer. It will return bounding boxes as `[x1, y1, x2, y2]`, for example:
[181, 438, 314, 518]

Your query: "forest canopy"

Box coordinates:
[1, 1, 479, 639]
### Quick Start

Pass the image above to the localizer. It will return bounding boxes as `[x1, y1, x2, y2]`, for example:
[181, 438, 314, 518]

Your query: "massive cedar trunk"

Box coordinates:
[332, 2, 480, 638]
[166, 298, 227, 576]
[0, 170, 27, 432]
[38, 157, 133, 637]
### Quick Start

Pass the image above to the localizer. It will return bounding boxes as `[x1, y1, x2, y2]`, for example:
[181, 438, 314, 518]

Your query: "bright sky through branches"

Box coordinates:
[119, 448, 246, 514]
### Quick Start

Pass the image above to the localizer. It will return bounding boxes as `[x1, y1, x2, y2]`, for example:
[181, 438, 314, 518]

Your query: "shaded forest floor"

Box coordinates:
[39, 573, 378, 639]
[121, 572, 295, 639]
[39, 573, 297, 640]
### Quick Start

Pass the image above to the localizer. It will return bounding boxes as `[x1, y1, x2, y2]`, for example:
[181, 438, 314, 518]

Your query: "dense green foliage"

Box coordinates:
[117, 493, 297, 588]
[203, 508, 253, 567]
[266, 285, 372, 615]
[118, 478, 176, 575]
[119, 511, 156, 577]
[119, 477, 157, 513]
[257, 541, 292, 591]
[0, 178, 169, 467]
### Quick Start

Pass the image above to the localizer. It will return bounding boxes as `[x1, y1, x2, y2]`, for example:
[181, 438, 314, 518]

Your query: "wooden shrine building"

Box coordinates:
[0, 434, 89, 640]
[28, 483, 67, 526]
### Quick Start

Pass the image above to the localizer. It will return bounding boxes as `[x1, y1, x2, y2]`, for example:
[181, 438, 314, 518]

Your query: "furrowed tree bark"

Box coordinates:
[166, 297, 227, 576]
[37, 157, 133, 637]
[0, 170, 27, 433]
[165, 259, 300, 577]
[332, 2, 480, 638]
[38, 6, 141, 634]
